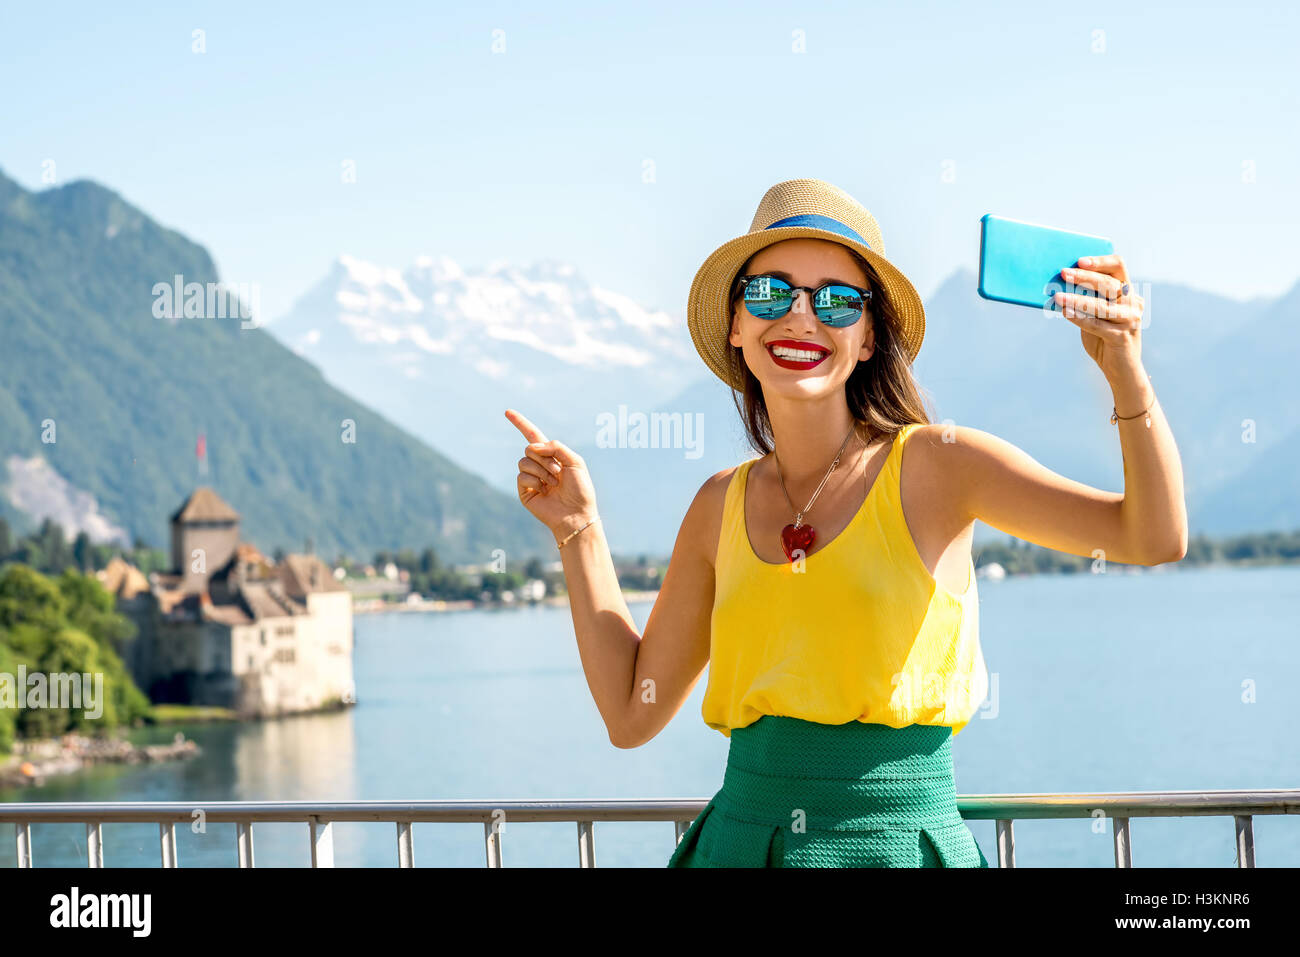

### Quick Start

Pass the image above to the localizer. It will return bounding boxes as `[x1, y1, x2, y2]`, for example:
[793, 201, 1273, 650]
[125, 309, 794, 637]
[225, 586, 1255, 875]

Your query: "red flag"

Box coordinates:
[196, 432, 206, 462]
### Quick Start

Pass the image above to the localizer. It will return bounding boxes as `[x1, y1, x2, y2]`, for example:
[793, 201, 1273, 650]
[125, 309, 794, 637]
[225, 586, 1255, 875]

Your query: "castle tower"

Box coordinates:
[170, 487, 240, 592]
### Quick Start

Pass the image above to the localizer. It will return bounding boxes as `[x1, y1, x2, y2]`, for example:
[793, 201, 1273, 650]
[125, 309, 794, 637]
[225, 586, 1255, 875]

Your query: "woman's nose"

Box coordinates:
[786, 289, 817, 324]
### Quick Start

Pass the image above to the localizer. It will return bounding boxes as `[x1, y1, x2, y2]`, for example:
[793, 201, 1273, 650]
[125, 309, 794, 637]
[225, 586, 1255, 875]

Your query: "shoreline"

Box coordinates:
[347, 560, 1300, 615]
[0, 732, 200, 789]
[352, 589, 662, 615]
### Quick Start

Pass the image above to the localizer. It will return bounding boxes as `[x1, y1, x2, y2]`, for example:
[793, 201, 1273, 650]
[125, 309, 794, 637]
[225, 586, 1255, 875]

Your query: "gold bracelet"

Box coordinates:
[556, 516, 599, 550]
[1111, 376, 1155, 428]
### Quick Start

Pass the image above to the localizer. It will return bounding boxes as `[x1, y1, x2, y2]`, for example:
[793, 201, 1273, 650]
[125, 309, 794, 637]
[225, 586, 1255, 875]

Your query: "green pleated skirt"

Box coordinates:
[668, 715, 990, 868]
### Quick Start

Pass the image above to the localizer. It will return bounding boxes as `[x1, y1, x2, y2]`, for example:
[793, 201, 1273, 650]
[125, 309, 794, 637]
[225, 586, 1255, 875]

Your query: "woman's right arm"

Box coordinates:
[506, 409, 725, 748]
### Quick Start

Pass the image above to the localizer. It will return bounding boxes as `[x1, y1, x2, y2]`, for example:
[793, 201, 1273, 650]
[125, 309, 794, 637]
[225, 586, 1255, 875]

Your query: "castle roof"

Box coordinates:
[279, 554, 345, 598]
[153, 574, 309, 625]
[97, 557, 150, 600]
[171, 487, 240, 524]
[150, 550, 342, 625]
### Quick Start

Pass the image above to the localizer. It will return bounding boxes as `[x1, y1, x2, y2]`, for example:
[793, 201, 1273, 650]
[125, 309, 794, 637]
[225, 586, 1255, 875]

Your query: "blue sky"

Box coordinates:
[3, 0, 1297, 321]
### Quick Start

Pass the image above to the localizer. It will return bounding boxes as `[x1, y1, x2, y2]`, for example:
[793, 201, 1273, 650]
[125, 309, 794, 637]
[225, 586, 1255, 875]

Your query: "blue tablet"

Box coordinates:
[977, 214, 1115, 309]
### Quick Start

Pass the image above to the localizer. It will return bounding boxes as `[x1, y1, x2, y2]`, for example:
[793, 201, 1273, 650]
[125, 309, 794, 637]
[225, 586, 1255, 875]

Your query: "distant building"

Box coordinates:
[104, 488, 355, 718]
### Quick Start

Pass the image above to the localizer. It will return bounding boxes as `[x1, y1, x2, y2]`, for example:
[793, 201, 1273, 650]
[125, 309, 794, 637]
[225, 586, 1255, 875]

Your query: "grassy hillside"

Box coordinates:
[0, 170, 550, 563]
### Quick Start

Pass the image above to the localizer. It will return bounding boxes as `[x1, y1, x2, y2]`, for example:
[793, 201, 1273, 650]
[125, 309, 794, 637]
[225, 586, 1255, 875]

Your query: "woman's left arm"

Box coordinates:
[939, 252, 1188, 566]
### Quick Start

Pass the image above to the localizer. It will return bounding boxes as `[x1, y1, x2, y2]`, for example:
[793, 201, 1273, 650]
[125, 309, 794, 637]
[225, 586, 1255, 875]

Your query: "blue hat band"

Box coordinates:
[764, 213, 872, 250]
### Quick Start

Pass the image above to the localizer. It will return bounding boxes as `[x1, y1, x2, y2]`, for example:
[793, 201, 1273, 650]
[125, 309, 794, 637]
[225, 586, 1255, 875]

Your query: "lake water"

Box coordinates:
[3, 564, 1298, 868]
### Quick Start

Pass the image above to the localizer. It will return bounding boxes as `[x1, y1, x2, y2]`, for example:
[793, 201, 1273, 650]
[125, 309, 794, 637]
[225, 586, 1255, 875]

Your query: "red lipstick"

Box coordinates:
[765, 338, 831, 371]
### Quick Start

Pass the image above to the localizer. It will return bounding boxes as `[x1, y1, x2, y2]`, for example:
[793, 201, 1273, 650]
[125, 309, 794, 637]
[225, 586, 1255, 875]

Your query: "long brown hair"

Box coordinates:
[725, 248, 934, 455]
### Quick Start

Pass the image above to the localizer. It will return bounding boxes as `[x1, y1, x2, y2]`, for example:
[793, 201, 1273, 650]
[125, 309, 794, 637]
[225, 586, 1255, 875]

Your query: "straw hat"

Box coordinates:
[687, 178, 926, 391]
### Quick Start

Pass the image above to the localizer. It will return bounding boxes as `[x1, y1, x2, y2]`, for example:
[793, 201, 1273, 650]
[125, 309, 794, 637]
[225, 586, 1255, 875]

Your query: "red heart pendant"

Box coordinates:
[780, 523, 815, 562]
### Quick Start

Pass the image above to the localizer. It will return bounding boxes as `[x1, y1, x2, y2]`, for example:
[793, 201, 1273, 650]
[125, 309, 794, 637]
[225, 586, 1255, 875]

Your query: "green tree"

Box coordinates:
[0, 565, 150, 746]
[479, 571, 525, 600]
[0, 642, 19, 754]
[72, 531, 93, 571]
[37, 519, 72, 573]
[58, 569, 137, 657]
[0, 563, 68, 633]
[12, 538, 45, 573]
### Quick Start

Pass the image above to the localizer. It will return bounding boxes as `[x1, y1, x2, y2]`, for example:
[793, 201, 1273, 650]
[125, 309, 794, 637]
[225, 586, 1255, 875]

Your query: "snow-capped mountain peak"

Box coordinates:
[283, 253, 691, 370]
[266, 254, 705, 487]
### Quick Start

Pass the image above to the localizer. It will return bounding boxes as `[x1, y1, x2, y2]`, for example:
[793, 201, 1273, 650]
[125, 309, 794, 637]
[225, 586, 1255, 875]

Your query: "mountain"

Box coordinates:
[0, 170, 552, 563]
[1193, 424, 1300, 534]
[1172, 278, 1300, 535]
[266, 254, 703, 494]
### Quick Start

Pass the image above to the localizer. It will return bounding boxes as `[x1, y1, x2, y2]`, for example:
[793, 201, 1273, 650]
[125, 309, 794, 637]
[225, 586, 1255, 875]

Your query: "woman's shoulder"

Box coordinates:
[897, 421, 937, 441]
[900, 422, 943, 443]
[898, 421, 998, 461]
[870, 422, 934, 469]
[894, 422, 959, 471]
[894, 422, 998, 513]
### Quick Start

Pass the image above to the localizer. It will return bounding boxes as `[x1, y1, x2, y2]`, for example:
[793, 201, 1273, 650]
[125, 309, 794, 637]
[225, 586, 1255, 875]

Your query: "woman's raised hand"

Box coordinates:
[505, 409, 599, 540]
[1054, 252, 1146, 380]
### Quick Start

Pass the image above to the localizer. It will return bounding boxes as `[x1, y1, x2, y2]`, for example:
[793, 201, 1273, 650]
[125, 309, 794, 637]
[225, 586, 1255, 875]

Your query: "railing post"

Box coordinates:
[674, 820, 690, 845]
[484, 821, 503, 868]
[15, 822, 32, 868]
[86, 822, 103, 868]
[1113, 817, 1132, 867]
[236, 821, 255, 868]
[310, 816, 334, 868]
[577, 820, 595, 868]
[1234, 815, 1255, 868]
[396, 821, 414, 867]
[159, 822, 177, 868]
[995, 819, 1015, 868]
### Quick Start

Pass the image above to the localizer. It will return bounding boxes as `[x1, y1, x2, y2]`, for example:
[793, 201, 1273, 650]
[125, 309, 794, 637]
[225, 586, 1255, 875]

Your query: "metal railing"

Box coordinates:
[3, 789, 1297, 867]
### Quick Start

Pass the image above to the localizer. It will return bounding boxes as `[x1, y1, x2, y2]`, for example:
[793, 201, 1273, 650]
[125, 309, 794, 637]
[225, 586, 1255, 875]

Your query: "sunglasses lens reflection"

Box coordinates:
[742, 276, 794, 319]
[816, 285, 866, 327]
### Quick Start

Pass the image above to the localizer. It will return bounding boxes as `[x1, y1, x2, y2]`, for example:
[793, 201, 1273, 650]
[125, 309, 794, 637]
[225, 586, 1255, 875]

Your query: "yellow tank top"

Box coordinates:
[701, 423, 988, 738]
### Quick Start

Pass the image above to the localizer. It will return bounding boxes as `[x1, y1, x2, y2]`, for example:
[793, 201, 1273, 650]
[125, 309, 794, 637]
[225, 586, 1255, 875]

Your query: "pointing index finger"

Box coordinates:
[505, 408, 549, 445]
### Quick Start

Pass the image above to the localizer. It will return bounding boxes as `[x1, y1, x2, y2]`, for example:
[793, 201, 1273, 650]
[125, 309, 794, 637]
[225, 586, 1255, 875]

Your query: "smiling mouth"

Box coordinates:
[766, 339, 830, 370]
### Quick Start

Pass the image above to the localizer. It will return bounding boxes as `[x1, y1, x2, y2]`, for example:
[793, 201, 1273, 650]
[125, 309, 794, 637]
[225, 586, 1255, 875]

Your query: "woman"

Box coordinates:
[504, 178, 1186, 867]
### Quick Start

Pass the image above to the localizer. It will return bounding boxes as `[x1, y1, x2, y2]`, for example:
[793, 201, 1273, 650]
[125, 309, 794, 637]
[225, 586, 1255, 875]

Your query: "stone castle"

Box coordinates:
[101, 487, 355, 718]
